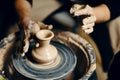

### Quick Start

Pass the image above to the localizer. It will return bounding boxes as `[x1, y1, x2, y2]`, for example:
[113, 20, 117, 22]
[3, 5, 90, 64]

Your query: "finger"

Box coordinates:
[24, 30, 30, 38]
[84, 27, 94, 34]
[82, 23, 95, 30]
[28, 20, 34, 29]
[70, 4, 84, 14]
[23, 39, 29, 53]
[83, 15, 96, 25]
[72, 5, 93, 16]
[30, 23, 40, 34]
[21, 53, 25, 57]
[37, 21, 53, 30]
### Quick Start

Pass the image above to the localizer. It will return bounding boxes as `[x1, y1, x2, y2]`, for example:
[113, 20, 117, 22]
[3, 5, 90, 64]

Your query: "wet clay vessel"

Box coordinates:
[31, 30, 58, 64]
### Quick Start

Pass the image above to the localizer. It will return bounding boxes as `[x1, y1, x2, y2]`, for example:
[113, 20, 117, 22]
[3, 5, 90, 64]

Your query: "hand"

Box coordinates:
[70, 4, 96, 34]
[20, 21, 53, 56]
[20, 20, 34, 56]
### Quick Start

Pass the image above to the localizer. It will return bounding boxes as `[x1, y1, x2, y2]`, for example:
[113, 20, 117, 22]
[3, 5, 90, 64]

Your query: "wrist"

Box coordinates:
[21, 17, 31, 29]
[92, 4, 111, 23]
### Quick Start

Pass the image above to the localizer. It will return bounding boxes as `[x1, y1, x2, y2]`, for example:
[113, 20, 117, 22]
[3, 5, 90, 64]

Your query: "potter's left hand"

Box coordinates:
[20, 20, 34, 56]
[21, 21, 53, 56]
[70, 4, 96, 34]
[21, 20, 39, 56]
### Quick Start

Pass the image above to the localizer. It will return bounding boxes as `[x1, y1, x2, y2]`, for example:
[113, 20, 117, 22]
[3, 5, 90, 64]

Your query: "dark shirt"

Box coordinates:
[85, 0, 120, 20]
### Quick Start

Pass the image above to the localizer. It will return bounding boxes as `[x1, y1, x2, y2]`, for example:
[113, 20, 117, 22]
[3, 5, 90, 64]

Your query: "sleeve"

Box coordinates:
[27, 0, 33, 6]
[105, 0, 120, 20]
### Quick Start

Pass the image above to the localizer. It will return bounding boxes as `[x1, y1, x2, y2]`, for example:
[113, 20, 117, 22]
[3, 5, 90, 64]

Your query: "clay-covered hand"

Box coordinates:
[21, 20, 35, 56]
[21, 21, 53, 56]
[28, 21, 53, 35]
[70, 4, 96, 34]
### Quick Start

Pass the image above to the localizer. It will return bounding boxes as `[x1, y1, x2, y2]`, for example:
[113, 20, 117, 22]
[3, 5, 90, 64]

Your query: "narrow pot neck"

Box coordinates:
[38, 39, 51, 47]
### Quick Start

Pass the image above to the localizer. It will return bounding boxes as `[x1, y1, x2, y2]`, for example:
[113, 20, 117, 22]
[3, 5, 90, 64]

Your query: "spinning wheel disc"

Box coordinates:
[12, 41, 77, 80]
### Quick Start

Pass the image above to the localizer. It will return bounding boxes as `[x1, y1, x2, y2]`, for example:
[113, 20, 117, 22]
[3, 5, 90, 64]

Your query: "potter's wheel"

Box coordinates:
[12, 41, 77, 80]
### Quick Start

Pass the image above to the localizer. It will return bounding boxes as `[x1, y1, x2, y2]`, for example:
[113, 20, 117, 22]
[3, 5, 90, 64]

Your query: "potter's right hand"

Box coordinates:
[70, 4, 96, 34]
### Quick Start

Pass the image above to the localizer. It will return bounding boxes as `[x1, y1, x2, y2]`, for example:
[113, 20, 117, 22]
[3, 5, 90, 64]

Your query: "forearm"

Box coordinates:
[15, 0, 32, 29]
[92, 4, 111, 23]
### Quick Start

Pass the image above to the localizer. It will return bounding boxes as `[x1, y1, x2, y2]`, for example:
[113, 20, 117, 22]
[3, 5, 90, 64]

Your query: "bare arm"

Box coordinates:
[93, 4, 111, 23]
[15, 0, 32, 29]
[15, 0, 32, 56]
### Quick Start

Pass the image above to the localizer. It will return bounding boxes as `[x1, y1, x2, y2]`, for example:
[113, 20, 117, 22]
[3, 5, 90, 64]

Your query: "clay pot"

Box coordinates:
[31, 30, 58, 64]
